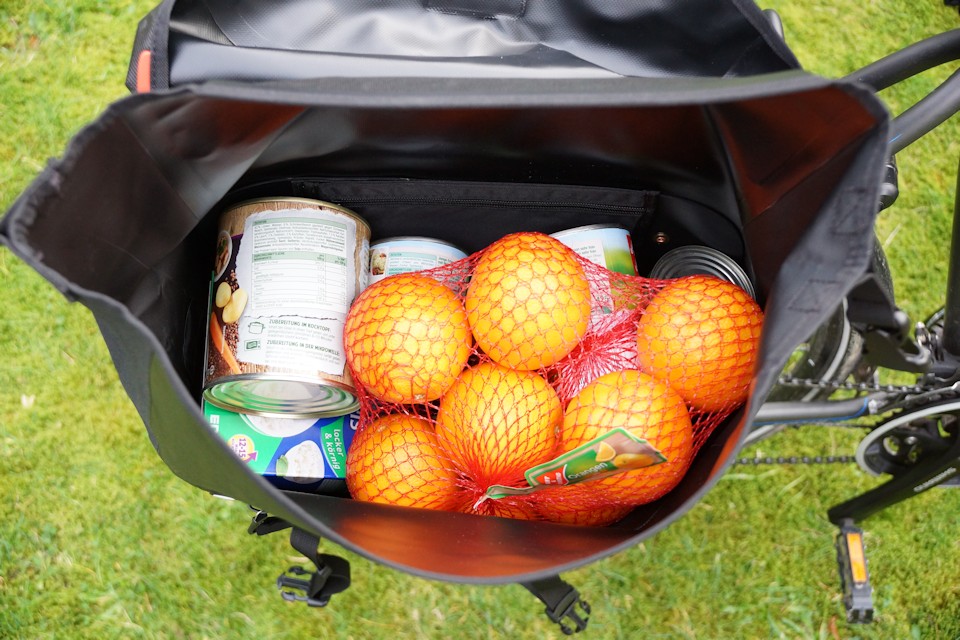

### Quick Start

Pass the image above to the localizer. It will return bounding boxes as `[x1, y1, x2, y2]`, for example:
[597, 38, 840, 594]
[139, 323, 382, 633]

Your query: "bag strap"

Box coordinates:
[249, 510, 585, 629]
[521, 576, 591, 635]
[249, 511, 352, 608]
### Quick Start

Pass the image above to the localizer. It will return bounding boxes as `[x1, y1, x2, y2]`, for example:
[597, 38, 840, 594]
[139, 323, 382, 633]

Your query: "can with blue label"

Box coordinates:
[203, 400, 358, 494]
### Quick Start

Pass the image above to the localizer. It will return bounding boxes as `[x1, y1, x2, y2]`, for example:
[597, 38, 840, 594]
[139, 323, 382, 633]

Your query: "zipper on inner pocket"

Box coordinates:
[331, 196, 650, 214]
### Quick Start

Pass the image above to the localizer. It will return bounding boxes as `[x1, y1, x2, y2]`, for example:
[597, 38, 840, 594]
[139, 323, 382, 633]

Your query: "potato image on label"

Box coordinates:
[221, 287, 248, 324]
[215, 282, 232, 308]
[278, 440, 326, 484]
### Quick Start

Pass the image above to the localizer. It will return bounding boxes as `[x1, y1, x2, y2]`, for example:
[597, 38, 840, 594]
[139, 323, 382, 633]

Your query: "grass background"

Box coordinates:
[2, 1, 960, 638]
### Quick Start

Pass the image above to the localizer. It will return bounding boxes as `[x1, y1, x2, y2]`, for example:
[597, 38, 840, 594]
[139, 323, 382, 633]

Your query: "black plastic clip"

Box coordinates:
[523, 577, 590, 635]
[276, 528, 352, 608]
[247, 509, 292, 536]
[277, 564, 337, 608]
[547, 590, 591, 635]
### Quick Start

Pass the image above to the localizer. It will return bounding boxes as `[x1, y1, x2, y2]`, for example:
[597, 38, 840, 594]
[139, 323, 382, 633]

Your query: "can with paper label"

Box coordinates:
[203, 401, 358, 494]
[551, 224, 638, 276]
[203, 197, 371, 418]
[368, 236, 468, 285]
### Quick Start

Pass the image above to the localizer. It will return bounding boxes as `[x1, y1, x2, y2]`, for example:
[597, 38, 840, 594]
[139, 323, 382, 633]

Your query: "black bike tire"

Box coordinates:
[766, 304, 865, 403]
[745, 241, 890, 445]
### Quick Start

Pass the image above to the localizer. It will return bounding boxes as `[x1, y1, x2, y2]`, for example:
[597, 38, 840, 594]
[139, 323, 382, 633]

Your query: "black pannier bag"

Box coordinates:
[2, 0, 890, 629]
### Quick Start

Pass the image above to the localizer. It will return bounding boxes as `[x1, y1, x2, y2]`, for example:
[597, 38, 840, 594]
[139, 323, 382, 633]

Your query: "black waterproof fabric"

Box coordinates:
[127, 0, 799, 90]
[4, 0, 889, 584]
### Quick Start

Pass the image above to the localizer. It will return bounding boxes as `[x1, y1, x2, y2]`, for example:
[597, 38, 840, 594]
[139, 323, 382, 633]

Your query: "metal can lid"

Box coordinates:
[649, 245, 757, 300]
[203, 374, 360, 419]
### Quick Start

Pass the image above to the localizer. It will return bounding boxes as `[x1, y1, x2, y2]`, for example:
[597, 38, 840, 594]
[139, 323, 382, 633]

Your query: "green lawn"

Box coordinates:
[2, 1, 960, 639]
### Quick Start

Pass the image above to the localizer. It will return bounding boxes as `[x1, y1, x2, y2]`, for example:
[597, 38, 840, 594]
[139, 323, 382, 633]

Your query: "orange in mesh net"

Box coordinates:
[436, 361, 561, 487]
[342, 232, 763, 525]
[343, 272, 472, 404]
[556, 369, 694, 507]
[346, 413, 463, 510]
[465, 232, 592, 370]
[531, 483, 636, 527]
[636, 274, 763, 413]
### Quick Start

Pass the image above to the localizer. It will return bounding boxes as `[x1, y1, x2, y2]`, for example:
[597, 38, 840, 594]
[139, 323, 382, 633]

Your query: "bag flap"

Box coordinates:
[128, 0, 799, 90]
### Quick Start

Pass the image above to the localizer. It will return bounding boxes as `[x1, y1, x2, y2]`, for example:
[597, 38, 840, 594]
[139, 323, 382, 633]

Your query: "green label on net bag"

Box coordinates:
[484, 427, 665, 501]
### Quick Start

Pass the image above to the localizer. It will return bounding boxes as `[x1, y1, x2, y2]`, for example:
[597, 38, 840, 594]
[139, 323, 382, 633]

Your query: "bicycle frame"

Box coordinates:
[747, 27, 960, 622]
[756, 28, 960, 427]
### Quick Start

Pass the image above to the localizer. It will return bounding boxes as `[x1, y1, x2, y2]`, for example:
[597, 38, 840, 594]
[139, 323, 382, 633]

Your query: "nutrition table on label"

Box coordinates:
[250, 216, 351, 313]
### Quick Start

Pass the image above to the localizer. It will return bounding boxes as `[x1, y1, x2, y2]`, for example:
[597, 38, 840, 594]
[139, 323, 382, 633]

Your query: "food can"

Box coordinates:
[368, 236, 468, 285]
[550, 224, 639, 275]
[203, 400, 358, 495]
[203, 197, 371, 417]
[649, 245, 757, 300]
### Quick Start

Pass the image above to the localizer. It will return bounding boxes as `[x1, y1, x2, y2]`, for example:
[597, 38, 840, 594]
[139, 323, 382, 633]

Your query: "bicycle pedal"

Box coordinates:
[835, 520, 874, 623]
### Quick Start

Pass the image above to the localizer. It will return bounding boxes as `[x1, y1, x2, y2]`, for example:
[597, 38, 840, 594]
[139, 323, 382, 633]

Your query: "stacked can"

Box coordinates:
[550, 224, 639, 276]
[368, 236, 468, 284]
[203, 197, 371, 418]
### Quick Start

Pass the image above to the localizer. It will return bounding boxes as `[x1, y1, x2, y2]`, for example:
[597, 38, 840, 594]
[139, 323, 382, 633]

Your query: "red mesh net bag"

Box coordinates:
[343, 232, 763, 525]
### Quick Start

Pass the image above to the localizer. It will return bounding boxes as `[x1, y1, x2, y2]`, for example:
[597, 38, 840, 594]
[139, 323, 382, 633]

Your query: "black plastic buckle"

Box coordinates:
[277, 565, 336, 608]
[523, 578, 590, 635]
[546, 590, 591, 635]
[247, 509, 292, 536]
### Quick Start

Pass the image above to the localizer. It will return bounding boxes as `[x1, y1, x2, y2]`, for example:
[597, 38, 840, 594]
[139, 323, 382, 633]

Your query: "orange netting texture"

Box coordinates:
[343, 232, 763, 526]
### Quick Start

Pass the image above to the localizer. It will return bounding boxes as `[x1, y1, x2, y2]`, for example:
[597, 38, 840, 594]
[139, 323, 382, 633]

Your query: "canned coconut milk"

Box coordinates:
[551, 224, 638, 275]
[368, 236, 468, 285]
[203, 197, 371, 417]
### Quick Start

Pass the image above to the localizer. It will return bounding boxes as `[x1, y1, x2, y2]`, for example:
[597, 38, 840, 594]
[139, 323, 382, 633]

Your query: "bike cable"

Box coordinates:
[735, 374, 949, 467]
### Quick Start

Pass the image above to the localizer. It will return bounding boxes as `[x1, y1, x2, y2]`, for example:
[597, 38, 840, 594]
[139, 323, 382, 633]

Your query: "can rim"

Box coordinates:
[649, 245, 757, 300]
[370, 236, 468, 253]
[203, 373, 360, 419]
[223, 196, 371, 235]
[550, 224, 630, 238]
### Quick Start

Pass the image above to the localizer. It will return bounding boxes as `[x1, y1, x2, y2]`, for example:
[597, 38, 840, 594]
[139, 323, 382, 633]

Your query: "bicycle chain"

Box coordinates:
[733, 374, 928, 467]
[774, 374, 926, 395]
[733, 454, 859, 465]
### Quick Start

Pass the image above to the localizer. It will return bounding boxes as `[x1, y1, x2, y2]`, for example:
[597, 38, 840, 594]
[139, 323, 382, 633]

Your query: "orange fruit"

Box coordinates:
[344, 273, 472, 404]
[534, 484, 634, 527]
[465, 232, 592, 370]
[436, 361, 562, 484]
[561, 369, 694, 506]
[637, 275, 763, 412]
[346, 414, 461, 510]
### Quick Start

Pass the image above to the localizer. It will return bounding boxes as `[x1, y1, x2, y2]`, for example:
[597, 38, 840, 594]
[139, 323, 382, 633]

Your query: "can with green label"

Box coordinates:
[551, 224, 638, 276]
[203, 400, 358, 494]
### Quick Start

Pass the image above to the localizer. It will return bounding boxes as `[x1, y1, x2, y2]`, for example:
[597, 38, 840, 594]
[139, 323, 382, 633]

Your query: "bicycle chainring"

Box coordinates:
[854, 398, 960, 479]
[738, 375, 954, 468]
